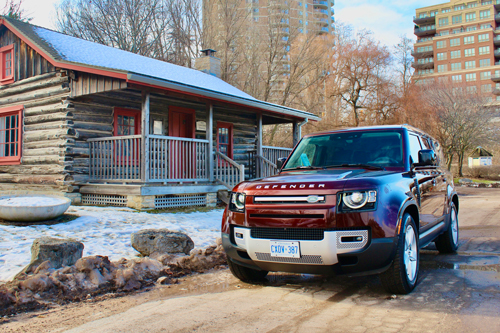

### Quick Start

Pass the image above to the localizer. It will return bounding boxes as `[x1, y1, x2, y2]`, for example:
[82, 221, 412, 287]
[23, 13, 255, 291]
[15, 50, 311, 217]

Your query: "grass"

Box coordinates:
[454, 177, 499, 184]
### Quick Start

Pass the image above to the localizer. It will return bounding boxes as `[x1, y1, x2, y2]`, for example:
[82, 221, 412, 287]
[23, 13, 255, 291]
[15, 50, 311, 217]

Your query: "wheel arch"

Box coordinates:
[396, 200, 420, 236]
[452, 194, 459, 213]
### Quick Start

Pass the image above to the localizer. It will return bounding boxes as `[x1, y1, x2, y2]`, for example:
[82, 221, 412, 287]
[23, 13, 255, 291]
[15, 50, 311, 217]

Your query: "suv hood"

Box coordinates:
[238, 169, 394, 194]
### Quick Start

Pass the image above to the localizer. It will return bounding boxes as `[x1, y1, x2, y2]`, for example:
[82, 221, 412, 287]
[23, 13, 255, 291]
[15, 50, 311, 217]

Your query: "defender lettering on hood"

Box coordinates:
[255, 184, 326, 189]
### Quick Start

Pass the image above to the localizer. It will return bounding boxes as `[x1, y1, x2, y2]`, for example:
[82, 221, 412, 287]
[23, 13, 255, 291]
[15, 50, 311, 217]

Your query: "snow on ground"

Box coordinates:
[0, 206, 224, 283]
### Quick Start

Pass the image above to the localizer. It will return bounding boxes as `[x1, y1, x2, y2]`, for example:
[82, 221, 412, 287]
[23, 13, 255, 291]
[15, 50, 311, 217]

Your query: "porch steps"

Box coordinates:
[217, 189, 229, 206]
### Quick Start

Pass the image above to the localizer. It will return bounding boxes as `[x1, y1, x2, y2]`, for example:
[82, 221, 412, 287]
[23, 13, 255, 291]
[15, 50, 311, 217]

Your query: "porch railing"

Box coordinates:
[262, 146, 293, 163]
[215, 151, 245, 190]
[256, 155, 277, 179]
[89, 135, 143, 182]
[148, 135, 209, 182]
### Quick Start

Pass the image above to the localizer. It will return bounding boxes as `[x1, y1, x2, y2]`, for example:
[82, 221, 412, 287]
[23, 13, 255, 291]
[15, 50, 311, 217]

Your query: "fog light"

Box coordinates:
[236, 232, 243, 239]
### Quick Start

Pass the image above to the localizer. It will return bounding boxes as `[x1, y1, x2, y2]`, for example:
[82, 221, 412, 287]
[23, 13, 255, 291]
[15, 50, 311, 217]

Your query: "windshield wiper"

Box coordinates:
[322, 164, 385, 170]
[284, 166, 324, 171]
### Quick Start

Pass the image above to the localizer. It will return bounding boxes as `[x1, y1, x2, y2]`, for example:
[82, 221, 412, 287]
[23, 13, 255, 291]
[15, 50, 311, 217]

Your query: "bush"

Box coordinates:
[463, 165, 500, 181]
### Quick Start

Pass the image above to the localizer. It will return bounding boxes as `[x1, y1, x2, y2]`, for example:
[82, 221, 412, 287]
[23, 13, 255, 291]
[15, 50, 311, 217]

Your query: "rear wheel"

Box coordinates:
[435, 203, 459, 253]
[380, 213, 419, 294]
[227, 258, 268, 282]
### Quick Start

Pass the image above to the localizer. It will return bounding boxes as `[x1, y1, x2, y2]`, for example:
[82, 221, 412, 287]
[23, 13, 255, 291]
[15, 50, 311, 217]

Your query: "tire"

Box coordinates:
[227, 258, 268, 282]
[380, 213, 419, 294]
[435, 203, 459, 254]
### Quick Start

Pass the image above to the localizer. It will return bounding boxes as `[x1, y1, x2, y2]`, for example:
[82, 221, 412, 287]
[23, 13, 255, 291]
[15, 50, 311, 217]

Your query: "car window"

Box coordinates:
[408, 134, 422, 165]
[284, 130, 404, 169]
[420, 137, 432, 150]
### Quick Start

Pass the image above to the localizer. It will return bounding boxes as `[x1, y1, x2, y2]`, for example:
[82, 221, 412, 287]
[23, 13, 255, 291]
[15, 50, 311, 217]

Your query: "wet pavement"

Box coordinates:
[3, 187, 500, 333]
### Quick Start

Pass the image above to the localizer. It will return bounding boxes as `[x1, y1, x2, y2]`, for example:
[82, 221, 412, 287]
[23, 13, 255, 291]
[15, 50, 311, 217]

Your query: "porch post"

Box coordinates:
[257, 113, 263, 177]
[141, 91, 150, 183]
[206, 103, 214, 182]
[293, 120, 300, 147]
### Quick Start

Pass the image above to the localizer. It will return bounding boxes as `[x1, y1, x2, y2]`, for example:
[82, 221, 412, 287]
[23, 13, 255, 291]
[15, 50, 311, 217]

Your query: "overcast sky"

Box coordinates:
[22, 0, 442, 47]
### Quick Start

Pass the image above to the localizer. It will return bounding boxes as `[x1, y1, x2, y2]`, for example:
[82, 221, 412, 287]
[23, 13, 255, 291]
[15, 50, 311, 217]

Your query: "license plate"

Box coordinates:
[270, 241, 301, 258]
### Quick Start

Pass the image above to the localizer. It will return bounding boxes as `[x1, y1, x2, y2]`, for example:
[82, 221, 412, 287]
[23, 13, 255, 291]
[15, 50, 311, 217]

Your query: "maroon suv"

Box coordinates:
[221, 125, 459, 294]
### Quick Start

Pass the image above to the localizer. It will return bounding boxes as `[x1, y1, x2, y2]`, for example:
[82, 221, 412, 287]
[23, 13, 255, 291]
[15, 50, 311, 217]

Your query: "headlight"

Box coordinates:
[229, 192, 246, 212]
[341, 190, 377, 211]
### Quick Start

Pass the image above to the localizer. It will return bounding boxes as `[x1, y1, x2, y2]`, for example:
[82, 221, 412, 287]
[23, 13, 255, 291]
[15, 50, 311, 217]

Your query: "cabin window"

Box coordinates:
[114, 108, 141, 136]
[0, 44, 14, 85]
[217, 122, 233, 158]
[0, 105, 23, 165]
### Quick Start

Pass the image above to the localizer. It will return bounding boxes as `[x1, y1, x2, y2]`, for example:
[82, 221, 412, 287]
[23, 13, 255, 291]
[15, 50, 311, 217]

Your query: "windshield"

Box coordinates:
[283, 130, 404, 170]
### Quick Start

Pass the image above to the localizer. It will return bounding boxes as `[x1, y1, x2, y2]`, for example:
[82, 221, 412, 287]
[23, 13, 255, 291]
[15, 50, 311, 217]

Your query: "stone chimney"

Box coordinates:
[195, 49, 221, 78]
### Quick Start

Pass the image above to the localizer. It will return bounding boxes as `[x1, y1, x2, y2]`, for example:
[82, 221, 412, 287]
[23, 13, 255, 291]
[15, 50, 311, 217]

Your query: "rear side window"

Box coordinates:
[408, 134, 422, 164]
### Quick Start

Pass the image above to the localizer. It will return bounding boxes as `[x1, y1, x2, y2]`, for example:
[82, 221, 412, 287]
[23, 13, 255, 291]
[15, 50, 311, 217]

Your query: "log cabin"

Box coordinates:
[0, 17, 319, 209]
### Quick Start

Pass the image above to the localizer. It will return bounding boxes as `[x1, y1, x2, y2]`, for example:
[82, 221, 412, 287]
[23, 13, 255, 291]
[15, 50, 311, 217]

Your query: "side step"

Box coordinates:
[217, 189, 229, 206]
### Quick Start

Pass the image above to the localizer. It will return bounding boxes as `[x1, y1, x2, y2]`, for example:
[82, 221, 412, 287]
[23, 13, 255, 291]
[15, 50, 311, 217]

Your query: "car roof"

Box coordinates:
[303, 125, 434, 140]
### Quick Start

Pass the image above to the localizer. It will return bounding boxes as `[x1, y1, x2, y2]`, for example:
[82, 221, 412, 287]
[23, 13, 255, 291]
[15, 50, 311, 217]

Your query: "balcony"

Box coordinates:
[411, 49, 434, 58]
[492, 88, 500, 95]
[491, 74, 500, 82]
[413, 15, 436, 25]
[317, 18, 329, 26]
[319, 27, 329, 34]
[415, 25, 436, 37]
[314, 9, 329, 18]
[495, 49, 500, 58]
[496, 14, 500, 22]
[412, 60, 434, 69]
[494, 36, 500, 45]
[313, 0, 329, 9]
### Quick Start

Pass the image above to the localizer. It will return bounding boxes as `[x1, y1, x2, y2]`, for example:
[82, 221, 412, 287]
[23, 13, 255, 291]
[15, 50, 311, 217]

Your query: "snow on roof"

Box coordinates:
[32, 26, 255, 100]
[2, 17, 320, 121]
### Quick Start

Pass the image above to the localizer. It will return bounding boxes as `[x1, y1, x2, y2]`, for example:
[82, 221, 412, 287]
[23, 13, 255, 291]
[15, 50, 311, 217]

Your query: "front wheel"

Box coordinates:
[435, 203, 459, 253]
[227, 258, 268, 282]
[380, 213, 419, 294]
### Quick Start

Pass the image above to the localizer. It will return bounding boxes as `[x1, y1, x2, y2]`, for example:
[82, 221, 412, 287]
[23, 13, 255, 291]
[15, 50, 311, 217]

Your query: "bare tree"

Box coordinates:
[393, 35, 414, 98]
[56, 0, 202, 67]
[424, 81, 497, 175]
[330, 30, 392, 127]
[2, 0, 31, 22]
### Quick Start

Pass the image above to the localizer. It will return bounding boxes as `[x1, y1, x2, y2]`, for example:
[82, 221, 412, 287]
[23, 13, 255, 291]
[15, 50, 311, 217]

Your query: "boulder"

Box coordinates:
[131, 229, 194, 256]
[20, 237, 84, 276]
[459, 178, 473, 184]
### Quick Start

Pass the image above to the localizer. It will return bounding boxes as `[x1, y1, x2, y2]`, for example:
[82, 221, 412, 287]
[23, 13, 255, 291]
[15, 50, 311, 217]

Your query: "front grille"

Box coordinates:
[255, 252, 323, 264]
[250, 227, 325, 241]
[250, 214, 324, 219]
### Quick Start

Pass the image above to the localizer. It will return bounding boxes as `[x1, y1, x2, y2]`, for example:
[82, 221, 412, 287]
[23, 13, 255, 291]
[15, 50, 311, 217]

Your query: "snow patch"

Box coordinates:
[0, 206, 223, 282]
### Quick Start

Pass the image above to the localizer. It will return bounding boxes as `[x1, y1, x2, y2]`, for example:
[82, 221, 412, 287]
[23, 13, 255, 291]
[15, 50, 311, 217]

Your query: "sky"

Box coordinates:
[19, 0, 444, 47]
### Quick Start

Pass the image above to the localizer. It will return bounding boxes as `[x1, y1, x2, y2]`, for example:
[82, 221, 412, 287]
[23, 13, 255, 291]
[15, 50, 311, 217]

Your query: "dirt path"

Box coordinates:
[2, 187, 500, 333]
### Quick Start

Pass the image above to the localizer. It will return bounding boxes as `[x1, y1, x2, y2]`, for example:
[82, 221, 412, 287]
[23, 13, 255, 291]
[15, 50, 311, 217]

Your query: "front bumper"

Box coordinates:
[222, 227, 397, 276]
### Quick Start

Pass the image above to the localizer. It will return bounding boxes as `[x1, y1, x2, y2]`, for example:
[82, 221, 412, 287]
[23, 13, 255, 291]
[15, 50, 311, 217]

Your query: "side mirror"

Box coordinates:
[276, 157, 287, 170]
[418, 149, 437, 166]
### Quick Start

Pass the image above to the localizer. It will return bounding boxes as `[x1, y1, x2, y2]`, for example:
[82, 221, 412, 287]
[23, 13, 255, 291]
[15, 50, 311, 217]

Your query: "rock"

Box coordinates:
[459, 178, 473, 184]
[19, 274, 53, 293]
[20, 237, 84, 276]
[478, 183, 487, 188]
[156, 276, 170, 285]
[131, 229, 194, 256]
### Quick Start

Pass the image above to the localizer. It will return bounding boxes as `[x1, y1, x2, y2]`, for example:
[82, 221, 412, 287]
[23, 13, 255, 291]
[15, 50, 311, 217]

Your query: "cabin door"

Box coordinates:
[168, 106, 195, 179]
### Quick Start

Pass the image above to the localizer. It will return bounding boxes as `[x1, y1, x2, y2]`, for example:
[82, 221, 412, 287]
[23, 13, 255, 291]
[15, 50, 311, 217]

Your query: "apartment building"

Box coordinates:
[246, 0, 335, 35]
[203, 0, 334, 103]
[413, 0, 500, 102]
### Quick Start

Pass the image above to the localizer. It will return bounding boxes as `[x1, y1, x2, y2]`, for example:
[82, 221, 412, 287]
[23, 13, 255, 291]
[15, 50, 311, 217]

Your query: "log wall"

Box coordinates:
[0, 71, 76, 194]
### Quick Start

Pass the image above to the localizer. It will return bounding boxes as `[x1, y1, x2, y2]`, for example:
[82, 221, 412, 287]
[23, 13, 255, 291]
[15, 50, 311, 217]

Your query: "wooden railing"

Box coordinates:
[215, 152, 245, 190]
[256, 155, 278, 179]
[89, 135, 143, 182]
[148, 135, 209, 182]
[263, 146, 292, 164]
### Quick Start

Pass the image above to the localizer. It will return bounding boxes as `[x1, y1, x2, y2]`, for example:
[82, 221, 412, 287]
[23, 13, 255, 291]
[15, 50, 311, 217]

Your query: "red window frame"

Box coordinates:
[0, 44, 14, 85]
[113, 107, 141, 136]
[216, 122, 233, 159]
[0, 105, 23, 165]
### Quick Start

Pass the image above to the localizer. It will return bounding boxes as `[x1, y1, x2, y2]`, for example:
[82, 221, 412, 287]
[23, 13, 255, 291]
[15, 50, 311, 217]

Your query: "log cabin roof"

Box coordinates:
[0, 17, 320, 122]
